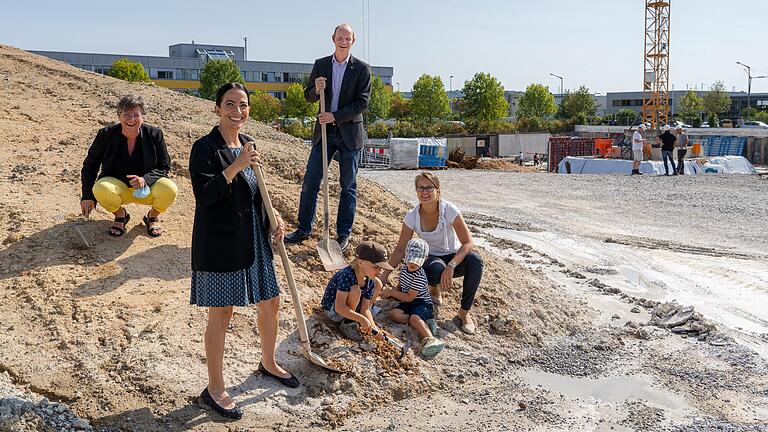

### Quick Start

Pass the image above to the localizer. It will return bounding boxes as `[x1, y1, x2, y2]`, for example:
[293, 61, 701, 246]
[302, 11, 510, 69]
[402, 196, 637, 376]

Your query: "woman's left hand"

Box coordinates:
[271, 210, 285, 243]
[440, 266, 454, 290]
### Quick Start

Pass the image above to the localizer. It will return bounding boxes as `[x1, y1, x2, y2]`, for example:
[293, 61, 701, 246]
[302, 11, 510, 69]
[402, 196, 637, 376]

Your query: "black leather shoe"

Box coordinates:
[284, 230, 310, 244]
[258, 362, 300, 388]
[200, 388, 242, 420]
[337, 236, 349, 251]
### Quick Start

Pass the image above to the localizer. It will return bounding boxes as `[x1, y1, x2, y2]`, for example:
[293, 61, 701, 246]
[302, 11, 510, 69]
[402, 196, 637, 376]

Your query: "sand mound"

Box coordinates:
[0, 45, 584, 430]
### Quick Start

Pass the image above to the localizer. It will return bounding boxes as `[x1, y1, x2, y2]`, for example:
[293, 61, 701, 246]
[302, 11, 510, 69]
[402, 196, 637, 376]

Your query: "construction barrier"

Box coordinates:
[548, 136, 595, 172]
[700, 136, 746, 157]
[359, 144, 390, 168]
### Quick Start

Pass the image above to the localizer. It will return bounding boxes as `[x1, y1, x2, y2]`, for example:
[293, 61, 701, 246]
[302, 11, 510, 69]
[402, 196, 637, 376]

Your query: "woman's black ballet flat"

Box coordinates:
[258, 362, 300, 388]
[200, 388, 242, 420]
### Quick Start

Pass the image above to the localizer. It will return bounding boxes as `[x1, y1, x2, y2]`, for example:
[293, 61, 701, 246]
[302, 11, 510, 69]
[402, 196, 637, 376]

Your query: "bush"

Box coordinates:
[282, 122, 313, 140]
[366, 122, 390, 139]
[107, 58, 151, 83]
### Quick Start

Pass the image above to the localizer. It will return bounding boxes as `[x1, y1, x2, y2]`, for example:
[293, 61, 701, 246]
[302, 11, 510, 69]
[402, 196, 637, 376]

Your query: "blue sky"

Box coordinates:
[2, 0, 767, 94]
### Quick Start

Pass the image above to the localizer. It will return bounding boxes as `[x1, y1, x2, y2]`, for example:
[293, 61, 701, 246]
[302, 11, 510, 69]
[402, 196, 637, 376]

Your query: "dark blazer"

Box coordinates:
[189, 127, 272, 272]
[304, 54, 372, 150]
[80, 123, 170, 201]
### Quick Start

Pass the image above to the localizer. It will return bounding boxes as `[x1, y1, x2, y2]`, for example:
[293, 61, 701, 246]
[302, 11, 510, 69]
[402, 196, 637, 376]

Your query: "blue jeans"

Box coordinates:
[662, 150, 677, 175]
[296, 126, 361, 238]
[424, 252, 484, 311]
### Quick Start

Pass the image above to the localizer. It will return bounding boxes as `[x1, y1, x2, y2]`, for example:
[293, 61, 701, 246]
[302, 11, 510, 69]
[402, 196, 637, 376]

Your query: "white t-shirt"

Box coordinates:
[632, 131, 644, 151]
[403, 200, 462, 255]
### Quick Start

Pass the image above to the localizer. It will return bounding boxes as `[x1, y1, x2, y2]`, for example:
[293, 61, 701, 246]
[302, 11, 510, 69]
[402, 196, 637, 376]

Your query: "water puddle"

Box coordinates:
[516, 368, 693, 419]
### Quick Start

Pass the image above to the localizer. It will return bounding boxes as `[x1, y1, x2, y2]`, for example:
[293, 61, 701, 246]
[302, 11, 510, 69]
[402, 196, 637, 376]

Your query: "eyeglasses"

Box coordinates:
[120, 113, 144, 120]
[416, 186, 436, 193]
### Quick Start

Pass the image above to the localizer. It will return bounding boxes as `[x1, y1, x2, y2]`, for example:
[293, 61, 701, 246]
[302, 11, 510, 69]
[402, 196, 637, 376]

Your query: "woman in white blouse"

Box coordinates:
[381, 172, 483, 334]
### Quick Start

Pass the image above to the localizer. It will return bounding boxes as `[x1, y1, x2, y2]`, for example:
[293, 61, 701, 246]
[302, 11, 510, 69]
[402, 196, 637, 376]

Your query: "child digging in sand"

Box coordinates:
[381, 238, 445, 358]
[320, 241, 393, 340]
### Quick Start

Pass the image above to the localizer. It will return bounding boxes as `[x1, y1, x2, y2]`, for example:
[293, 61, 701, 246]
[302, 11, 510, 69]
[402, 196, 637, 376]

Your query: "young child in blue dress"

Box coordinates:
[381, 238, 445, 358]
[321, 241, 393, 340]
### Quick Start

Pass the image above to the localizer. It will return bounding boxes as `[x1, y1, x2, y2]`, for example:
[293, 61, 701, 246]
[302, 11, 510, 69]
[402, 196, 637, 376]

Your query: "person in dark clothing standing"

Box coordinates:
[656, 125, 677, 176]
[675, 126, 688, 174]
[284, 23, 372, 251]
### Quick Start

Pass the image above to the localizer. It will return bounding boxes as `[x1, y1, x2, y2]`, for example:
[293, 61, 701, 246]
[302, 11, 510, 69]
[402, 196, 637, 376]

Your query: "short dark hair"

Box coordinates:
[117, 95, 146, 115]
[215, 83, 249, 107]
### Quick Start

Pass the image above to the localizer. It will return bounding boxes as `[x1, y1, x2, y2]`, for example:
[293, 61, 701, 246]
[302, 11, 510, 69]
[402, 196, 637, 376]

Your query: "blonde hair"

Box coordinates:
[414, 171, 440, 189]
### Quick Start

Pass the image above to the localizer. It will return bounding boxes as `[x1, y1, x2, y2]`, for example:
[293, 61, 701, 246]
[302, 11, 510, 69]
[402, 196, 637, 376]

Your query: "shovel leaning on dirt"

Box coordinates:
[251, 158, 342, 373]
[315, 90, 347, 271]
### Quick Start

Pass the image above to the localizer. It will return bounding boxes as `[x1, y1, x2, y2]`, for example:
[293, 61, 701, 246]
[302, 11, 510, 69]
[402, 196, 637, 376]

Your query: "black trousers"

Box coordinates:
[677, 149, 687, 174]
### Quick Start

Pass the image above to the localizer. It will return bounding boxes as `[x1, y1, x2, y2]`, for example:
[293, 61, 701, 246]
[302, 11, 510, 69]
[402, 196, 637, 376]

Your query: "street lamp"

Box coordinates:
[449, 75, 454, 111]
[736, 61, 767, 120]
[396, 82, 400, 92]
[549, 73, 563, 104]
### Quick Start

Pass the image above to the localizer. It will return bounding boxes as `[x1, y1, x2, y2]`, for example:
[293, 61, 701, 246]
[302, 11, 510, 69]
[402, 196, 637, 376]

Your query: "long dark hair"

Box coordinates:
[215, 83, 249, 107]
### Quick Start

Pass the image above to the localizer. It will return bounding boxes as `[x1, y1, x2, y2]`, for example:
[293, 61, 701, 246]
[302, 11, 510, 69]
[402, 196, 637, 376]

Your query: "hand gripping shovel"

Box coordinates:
[251, 160, 342, 373]
[316, 90, 348, 271]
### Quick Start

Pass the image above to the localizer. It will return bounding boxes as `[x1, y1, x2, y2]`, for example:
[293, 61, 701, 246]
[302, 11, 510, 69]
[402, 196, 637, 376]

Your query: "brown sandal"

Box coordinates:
[143, 212, 162, 237]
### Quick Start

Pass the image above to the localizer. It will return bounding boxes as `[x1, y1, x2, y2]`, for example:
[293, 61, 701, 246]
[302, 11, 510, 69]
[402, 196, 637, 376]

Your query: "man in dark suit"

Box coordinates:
[285, 24, 372, 251]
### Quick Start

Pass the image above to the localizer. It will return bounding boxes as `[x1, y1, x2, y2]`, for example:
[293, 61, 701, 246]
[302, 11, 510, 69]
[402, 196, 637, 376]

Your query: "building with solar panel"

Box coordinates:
[31, 43, 394, 98]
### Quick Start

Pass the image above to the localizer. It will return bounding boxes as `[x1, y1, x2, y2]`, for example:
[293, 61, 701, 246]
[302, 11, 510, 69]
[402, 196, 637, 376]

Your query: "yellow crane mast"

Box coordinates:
[642, 1, 671, 130]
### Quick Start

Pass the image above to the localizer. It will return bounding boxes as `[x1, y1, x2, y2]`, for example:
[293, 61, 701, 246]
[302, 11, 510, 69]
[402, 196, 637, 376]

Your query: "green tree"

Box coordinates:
[702, 81, 732, 120]
[199, 60, 245, 101]
[615, 108, 638, 126]
[461, 72, 509, 121]
[249, 91, 281, 124]
[678, 90, 704, 125]
[560, 86, 596, 121]
[410, 74, 450, 123]
[282, 83, 318, 119]
[742, 107, 759, 119]
[753, 110, 768, 124]
[366, 75, 392, 123]
[106, 58, 151, 83]
[390, 92, 411, 120]
[517, 84, 558, 119]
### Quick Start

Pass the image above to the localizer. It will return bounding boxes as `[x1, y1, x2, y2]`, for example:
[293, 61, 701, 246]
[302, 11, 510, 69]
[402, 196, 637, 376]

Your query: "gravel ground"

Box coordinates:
[361, 170, 768, 255]
[0, 371, 95, 431]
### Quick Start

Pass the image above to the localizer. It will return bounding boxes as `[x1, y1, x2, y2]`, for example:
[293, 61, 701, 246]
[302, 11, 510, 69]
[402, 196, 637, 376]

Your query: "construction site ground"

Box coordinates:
[0, 44, 767, 431]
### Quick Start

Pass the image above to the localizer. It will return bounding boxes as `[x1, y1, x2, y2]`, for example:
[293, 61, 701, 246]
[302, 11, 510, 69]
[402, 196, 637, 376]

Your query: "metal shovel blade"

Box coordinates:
[371, 328, 411, 360]
[302, 344, 344, 373]
[317, 237, 347, 271]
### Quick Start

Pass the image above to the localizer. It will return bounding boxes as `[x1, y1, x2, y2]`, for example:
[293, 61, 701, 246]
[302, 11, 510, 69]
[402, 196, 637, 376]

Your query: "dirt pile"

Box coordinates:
[0, 45, 585, 430]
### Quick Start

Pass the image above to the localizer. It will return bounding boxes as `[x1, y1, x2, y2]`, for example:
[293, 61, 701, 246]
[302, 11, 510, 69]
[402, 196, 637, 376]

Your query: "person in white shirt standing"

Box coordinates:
[631, 123, 646, 175]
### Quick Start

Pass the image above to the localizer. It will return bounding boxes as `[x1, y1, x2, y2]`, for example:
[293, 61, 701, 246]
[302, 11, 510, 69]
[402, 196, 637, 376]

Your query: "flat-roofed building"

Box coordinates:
[31, 43, 394, 99]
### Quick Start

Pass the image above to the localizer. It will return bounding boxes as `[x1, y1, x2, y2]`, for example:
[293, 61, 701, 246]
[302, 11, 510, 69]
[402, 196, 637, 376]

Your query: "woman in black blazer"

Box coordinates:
[189, 83, 297, 420]
[80, 94, 177, 237]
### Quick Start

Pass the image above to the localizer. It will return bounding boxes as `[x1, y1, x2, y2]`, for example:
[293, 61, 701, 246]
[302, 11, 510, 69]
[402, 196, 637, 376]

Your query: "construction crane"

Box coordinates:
[642, 1, 671, 130]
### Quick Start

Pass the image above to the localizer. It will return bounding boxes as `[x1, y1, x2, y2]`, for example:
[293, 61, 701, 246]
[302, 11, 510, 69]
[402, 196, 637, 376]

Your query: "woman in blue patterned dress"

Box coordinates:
[189, 83, 296, 420]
